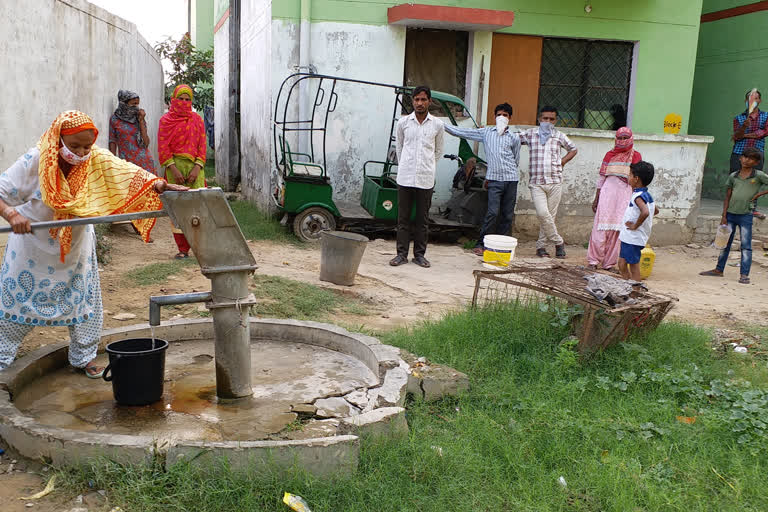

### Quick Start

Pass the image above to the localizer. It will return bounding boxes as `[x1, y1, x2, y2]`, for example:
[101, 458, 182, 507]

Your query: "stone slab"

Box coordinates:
[375, 368, 408, 408]
[167, 435, 360, 477]
[339, 407, 407, 438]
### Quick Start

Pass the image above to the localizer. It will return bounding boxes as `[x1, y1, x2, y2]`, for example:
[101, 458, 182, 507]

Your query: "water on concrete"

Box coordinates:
[13, 339, 378, 441]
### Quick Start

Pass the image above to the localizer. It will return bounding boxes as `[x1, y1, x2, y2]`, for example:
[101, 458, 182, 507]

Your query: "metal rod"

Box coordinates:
[149, 292, 212, 326]
[0, 210, 168, 234]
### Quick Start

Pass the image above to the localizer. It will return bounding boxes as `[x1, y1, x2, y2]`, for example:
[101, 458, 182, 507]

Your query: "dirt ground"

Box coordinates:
[1, 218, 767, 509]
[10, 218, 768, 361]
[98, 219, 768, 330]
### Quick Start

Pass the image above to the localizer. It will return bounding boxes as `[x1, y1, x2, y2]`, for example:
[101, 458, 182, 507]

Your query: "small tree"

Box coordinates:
[154, 33, 214, 110]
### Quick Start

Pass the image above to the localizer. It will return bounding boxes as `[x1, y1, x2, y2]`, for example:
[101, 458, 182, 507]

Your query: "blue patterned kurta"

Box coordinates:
[0, 148, 101, 327]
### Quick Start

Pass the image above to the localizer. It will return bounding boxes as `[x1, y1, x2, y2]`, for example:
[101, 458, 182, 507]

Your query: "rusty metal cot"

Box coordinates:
[471, 262, 676, 354]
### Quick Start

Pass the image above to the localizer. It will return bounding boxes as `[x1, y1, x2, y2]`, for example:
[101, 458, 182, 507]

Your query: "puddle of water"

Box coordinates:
[13, 338, 378, 441]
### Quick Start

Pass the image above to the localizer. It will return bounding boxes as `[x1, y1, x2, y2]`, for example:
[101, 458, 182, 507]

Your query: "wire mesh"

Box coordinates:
[538, 38, 633, 130]
[471, 264, 677, 353]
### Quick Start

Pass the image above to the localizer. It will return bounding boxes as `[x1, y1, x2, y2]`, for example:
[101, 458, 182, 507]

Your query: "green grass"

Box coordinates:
[250, 275, 369, 320]
[229, 200, 298, 244]
[204, 159, 216, 181]
[57, 305, 768, 511]
[201, 160, 297, 243]
[125, 258, 198, 286]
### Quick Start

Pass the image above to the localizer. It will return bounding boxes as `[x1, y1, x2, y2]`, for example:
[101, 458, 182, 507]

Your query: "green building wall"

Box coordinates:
[689, 0, 768, 202]
[193, 0, 215, 50]
[273, 0, 703, 136]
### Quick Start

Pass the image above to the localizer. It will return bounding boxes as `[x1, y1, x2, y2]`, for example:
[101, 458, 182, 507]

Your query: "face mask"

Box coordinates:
[172, 98, 193, 112]
[539, 122, 554, 144]
[59, 139, 91, 165]
[495, 115, 509, 135]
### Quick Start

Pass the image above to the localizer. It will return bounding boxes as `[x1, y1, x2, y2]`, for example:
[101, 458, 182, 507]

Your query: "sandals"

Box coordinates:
[174, 252, 189, 260]
[83, 361, 105, 379]
[412, 256, 431, 268]
[739, 275, 751, 284]
[536, 248, 550, 258]
[699, 269, 723, 277]
[472, 247, 484, 257]
[389, 255, 408, 266]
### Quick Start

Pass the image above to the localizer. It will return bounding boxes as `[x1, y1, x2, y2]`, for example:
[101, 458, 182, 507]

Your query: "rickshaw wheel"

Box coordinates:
[293, 207, 337, 242]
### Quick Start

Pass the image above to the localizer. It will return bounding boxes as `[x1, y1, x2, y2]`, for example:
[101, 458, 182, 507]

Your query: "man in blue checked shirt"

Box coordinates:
[732, 89, 767, 173]
[444, 103, 521, 255]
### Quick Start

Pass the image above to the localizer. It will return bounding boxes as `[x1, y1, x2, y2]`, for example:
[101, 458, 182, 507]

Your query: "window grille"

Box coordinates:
[538, 38, 633, 130]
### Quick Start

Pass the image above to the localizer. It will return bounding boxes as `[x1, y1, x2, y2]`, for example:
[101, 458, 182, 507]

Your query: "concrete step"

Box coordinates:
[693, 213, 768, 245]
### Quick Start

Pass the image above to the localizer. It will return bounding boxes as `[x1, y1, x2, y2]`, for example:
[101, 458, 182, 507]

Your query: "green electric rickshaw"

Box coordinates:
[273, 73, 488, 242]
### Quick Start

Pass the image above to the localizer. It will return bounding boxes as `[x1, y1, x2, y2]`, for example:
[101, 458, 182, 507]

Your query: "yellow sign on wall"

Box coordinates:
[663, 113, 682, 134]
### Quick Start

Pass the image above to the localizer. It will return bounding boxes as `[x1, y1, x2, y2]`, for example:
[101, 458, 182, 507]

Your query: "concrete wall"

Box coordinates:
[214, 14, 233, 188]
[0, 0, 165, 173]
[689, 0, 768, 205]
[272, 20, 407, 203]
[505, 129, 714, 245]
[241, 0, 273, 203]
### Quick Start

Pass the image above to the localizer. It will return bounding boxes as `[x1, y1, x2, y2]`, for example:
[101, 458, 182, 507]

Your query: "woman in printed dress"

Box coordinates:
[0, 111, 187, 376]
[108, 90, 157, 174]
[158, 84, 207, 259]
[587, 127, 642, 270]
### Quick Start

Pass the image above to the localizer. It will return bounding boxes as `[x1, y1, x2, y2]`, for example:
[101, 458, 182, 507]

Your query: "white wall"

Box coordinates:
[214, 16, 232, 188]
[0, 0, 164, 171]
[507, 128, 714, 244]
[240, 0, 273, 204]
[271, 20, 407, 205]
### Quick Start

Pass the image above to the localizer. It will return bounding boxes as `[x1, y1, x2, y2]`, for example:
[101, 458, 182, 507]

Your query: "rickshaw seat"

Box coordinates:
[279, 136, 325, 177]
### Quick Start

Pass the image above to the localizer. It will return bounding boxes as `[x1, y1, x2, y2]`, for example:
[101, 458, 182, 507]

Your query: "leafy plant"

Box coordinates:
[539, 297, 584, 328]
[555, 336, 580, 371]
[154, 33, 214, 110]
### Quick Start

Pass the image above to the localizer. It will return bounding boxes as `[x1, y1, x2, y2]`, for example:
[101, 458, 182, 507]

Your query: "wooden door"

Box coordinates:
[487, 34, 543, 126]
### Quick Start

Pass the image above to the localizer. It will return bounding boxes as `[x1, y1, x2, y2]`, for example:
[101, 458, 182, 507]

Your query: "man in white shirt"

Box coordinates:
[391, 86, 445, 268]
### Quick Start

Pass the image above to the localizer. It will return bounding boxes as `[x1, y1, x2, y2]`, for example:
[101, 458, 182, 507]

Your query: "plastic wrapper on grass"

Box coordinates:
[283, 492, 313, 511]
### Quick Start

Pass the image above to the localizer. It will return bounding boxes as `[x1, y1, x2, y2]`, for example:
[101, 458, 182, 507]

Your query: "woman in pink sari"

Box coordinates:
[587, 127, 642, 270]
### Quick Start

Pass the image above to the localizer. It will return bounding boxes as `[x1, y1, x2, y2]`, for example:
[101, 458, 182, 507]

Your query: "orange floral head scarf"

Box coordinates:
[38, 111, 163, 262]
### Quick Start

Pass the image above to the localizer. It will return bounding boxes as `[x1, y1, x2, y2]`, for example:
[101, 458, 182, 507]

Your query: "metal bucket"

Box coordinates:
[103, 338, 168, 406]
[319, 231, 369, 286]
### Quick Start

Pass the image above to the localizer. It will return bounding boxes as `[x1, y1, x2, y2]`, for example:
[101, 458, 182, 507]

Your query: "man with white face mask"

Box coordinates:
[444, 103, 521, 255]
[520, 106, 577, 258]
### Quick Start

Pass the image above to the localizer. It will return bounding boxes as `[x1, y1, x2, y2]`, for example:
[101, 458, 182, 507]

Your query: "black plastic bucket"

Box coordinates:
[103, 338, 169, 406]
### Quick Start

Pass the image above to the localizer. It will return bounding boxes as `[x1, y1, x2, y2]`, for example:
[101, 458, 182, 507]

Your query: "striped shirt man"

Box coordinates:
[519, 128, 577, 185]
[443, 125, 521, 181]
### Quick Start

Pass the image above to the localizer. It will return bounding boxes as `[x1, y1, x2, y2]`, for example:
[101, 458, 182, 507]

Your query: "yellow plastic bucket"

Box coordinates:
[482, 235, 517, 269]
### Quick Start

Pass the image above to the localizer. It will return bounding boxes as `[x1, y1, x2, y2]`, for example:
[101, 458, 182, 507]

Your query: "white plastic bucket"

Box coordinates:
[713, 224, 732, 250]
[482, 235, 517, 269]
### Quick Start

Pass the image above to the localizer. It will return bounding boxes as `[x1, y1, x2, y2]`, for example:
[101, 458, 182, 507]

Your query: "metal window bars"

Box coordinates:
[538, 38, 634, 130]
